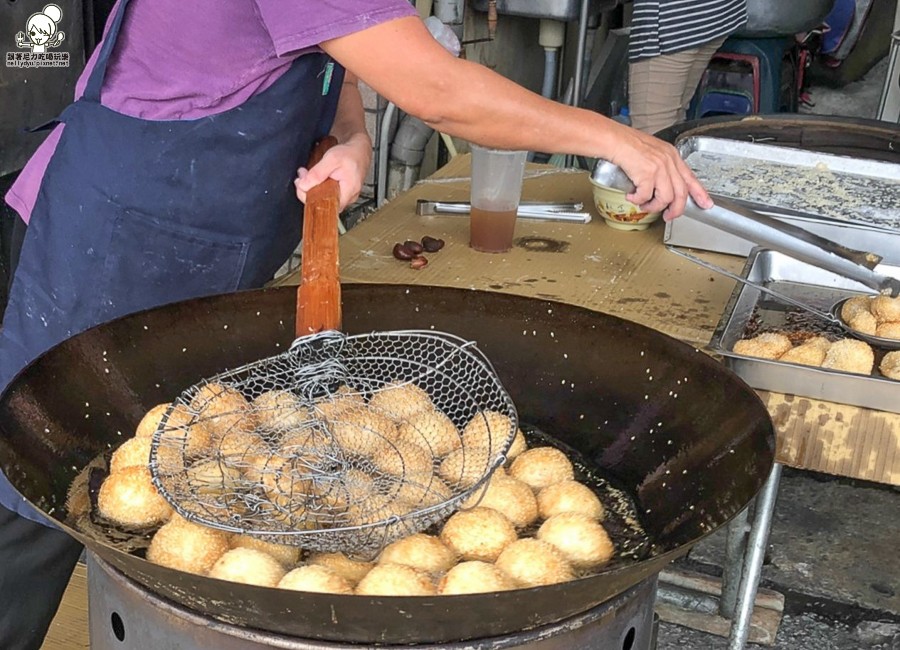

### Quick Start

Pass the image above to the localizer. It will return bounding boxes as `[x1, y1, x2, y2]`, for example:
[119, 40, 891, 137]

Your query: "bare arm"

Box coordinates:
[321, 16, 711, 219]
[295, 71, 372, 210]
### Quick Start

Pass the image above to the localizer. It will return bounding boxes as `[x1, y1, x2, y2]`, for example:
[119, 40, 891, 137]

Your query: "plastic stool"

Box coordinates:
[714, 36, 793, 113]
[697, 90, 754, 118]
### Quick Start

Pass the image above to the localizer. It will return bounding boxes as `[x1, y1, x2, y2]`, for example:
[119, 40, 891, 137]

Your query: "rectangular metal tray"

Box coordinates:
[708, 249, 900, 414]
[665, 136, 900, 261]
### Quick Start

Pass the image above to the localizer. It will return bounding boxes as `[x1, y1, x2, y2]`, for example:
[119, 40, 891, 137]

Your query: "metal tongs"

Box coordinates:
[417, 200, 592, 224]
[591, 160, 900, 298]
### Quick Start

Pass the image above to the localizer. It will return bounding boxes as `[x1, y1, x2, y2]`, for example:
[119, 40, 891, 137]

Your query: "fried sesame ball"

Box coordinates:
[822, 339, 875, 375]
[461, 475, 538, 528]
[438, 561, 517, 595]
[110, 436, 152, 474]
[396, 409, 461, 458]
[378, 533, 457, 574]
[147, 517, 231, 575]
[804, 336, 833, 353]
[779, 343, 827, 368]
[186, 458, 243, 495]
[462, 411, 516, 457]
[355, 563, 436, 596]
[218, 429, 269, 462]
[495, 539, 575, 588]
[278, 565, 354, 594]
[307, 552, 375, 585]
[841, 296, 872, 323]
[880, 351, 900, 380]
[208, 547, 286, 587]
[98, 466, 173, 527]
[537, 480, 605, 521]
[507, 429, 528, 461]
[395, 474, 452, 508]
[537, 512, 614, 568]
[509, 447, 574, 490]
[135, 403, 170, 438]
[440, 507, 517, 562]
[369, 381, 433, 421]
[732, 333, 792, 360]
[438, 447, 491, 488]
[848, 311, 878, 335]
[330, 409, 398, 457]
[230, 534, 300, 567]
[191, 382, 253, 436]
[313, 386, 367, 421]
[871, 295, 900, 323]
[252, 390, 308, 432]
[876, 322, 900, 340]
[371, 441, 433, 478]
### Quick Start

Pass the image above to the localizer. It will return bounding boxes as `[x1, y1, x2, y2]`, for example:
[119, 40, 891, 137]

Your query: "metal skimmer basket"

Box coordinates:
[149, 329, 518, 555]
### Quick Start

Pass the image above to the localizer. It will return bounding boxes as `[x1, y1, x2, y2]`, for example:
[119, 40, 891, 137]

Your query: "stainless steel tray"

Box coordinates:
[708, 249, 900, 414]
[665, 136, 900, 261]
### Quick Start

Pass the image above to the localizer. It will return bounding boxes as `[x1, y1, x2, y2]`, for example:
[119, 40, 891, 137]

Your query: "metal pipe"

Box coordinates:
[541, 48, 559, 99]
[377, 101, 397, 207]
[573, 0, 591, 109]
[727, 463, 783, 650]
[720, 507, 750, 618]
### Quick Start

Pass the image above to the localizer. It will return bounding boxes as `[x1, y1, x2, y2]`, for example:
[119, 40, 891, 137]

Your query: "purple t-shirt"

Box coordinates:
[6, 0, 416, 223]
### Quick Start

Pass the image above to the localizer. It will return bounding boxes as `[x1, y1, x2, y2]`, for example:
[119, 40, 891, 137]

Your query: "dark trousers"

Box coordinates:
[0, 502, 83, 650]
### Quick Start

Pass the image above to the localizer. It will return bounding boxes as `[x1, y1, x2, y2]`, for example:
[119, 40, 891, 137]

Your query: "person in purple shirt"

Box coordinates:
[0, 2, 712, 647]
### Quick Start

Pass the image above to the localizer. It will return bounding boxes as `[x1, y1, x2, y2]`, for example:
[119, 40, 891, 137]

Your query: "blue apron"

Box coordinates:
[0, 0, 345, 522]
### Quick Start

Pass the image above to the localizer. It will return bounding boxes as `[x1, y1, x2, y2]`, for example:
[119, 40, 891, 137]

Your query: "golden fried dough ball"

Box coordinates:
[135, 403, 170, 438]
[438, 561, 517, 595]
[804, 336, 833, 353]
[307, 552, 374, 586]
[147, 517, 230, 575]
[110, 436, 152, 474]
[98, 466, 173, 527]
[369, 381, 433, 421]
[185, 459, 243, 495]
[848, 311, 878, 335]
[314, 386, 366, 421]
[509, 447, 574, 490]
[208, 547, 286, 587]
[438, 447, 491, 488]
[395, 474, 452, 508]
[378, 533, 457, 574]
[495, 539, 575, 588]
[880, 351, 900, 380]
[537, 480, 604, 521]
[372, 441, 433, 478]
[779, 343, 827, 368]
[462, 411, 516, 457]
[396, 410, 461, 458]
[252, 390, 308, 432]
[440, 507, 517, 562]
[841, 296, 872, 323]
[537, 512, 614, 568]
[507, 429, 528, 461]
[732, 333, 792, 360]
[218, 429, 269, 462]
[876, 322, 900, 340]
[230, 534, 300, 566]
[871, 295, 900, 323]
[355, 563, 436, 596]
[312, 469, 377, 510]
[461, 475, 538, 528]
[278, 565, 354, 594]
[822, 339, 875, 375]
[191, 382, 253, 436]
[330, 409, 398, 457]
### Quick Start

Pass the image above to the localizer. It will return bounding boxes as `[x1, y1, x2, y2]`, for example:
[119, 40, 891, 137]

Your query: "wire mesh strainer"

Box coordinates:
[148, 139, 518, 554]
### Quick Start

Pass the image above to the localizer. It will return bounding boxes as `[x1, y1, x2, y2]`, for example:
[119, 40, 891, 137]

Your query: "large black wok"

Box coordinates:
[0, 285, 774, 643]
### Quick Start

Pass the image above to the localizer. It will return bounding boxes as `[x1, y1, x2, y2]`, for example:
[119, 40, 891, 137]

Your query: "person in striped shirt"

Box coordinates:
[628, 0, 748, 134]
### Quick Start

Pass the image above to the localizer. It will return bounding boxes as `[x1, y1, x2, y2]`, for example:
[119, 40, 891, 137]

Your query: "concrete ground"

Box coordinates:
[658, 56, 900, 650]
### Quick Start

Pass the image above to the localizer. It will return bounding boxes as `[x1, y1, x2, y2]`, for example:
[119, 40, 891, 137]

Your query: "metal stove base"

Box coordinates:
[88, 553, 657, 650]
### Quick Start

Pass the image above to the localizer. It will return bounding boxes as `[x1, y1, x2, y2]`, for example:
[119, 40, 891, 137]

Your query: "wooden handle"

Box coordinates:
[296, 136, 342, 338]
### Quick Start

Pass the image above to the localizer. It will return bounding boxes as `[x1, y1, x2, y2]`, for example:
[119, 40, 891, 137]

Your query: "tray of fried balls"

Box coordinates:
[87, 399, 622, 597]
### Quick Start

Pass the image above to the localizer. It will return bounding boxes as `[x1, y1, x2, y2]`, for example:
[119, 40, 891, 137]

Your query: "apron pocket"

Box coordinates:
[95, 210, 250, 323]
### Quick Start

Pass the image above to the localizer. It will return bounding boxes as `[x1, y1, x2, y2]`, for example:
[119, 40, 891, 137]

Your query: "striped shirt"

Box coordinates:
[628, 0, 748, 62]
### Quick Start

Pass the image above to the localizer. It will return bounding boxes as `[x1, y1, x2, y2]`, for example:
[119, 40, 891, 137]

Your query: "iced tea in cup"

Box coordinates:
[470, 146, 527, 253]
